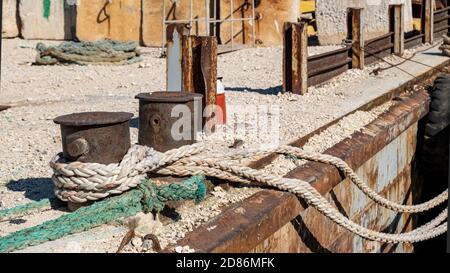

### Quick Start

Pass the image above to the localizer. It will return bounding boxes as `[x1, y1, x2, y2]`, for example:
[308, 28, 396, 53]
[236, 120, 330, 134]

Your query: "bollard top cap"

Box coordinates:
[54, 112, 134, 126]
[135, 91, 203, 103]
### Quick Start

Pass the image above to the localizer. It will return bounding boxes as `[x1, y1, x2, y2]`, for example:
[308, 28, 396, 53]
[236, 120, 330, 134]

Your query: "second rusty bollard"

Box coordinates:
[135, 92, 203, 152]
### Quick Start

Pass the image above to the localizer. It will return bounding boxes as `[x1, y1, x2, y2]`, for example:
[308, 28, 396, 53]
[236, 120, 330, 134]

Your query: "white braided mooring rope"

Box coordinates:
[50, 143, 448, 244]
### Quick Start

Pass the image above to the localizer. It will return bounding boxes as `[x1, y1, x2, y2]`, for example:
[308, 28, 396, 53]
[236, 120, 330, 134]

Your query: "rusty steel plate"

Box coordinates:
[405, 34, 424, 50]
[307, 46, 351, 77]
[308, 62, 350, 86]
[305, 46, 351, 86]
[364, 32, 394, 47]
[364, 32, 394, 65]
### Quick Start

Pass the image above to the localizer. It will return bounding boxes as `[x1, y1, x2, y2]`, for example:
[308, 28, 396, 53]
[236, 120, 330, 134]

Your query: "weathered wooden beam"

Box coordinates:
[349, 8, 364, 69]
[423, 0, 434, 44]
[282, 22, 308, 95]
[391, 4, 405, 56]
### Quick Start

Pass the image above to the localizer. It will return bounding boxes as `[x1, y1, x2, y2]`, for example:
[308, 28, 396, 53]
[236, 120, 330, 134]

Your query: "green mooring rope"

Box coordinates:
[35, 40, 143, 66]
[0, 198, 61, 222]
[0, 176, 206, 253]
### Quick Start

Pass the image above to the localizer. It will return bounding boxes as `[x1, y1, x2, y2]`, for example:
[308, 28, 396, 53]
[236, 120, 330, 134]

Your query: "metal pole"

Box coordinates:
[251, 0, 256, 47]
[190, 0, 193, 35]
[231, 0, 234, 50]
[205, 0, 210, 35]
[213, 0, 217, 37]
[162, 0, 167, 54]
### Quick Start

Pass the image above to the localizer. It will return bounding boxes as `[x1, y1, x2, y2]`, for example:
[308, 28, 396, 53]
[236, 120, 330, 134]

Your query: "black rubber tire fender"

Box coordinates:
[425, 74, 450, 138]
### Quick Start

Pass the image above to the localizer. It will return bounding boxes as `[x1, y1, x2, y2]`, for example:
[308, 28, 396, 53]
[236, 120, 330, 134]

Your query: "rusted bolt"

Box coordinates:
[54, 112, 133, 164]
[67, 138, 89, 158]
[135, 92, 203, 152]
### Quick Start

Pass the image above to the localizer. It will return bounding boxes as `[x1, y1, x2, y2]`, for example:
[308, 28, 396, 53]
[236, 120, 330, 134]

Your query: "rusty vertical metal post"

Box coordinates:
[350, 8, 364, 69]
[181, 35, 218, 130]
[391, 4, 405, 56]
[282, 22, 308, 95]
[423, 0, 434, 44]
[181, 35, 194, 92]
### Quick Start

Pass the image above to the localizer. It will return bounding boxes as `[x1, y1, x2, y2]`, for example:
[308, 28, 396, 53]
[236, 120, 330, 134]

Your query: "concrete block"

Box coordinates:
[2, 0, 19, 38]
[19, 0, 76, 40]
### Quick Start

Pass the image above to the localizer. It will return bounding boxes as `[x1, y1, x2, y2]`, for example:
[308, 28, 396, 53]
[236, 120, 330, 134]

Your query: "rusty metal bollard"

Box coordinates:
[53, 111, 133, 211]
[135, 92, 203, 152]
[181, 36, 218, 130]
[53, 111, 133, 164]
